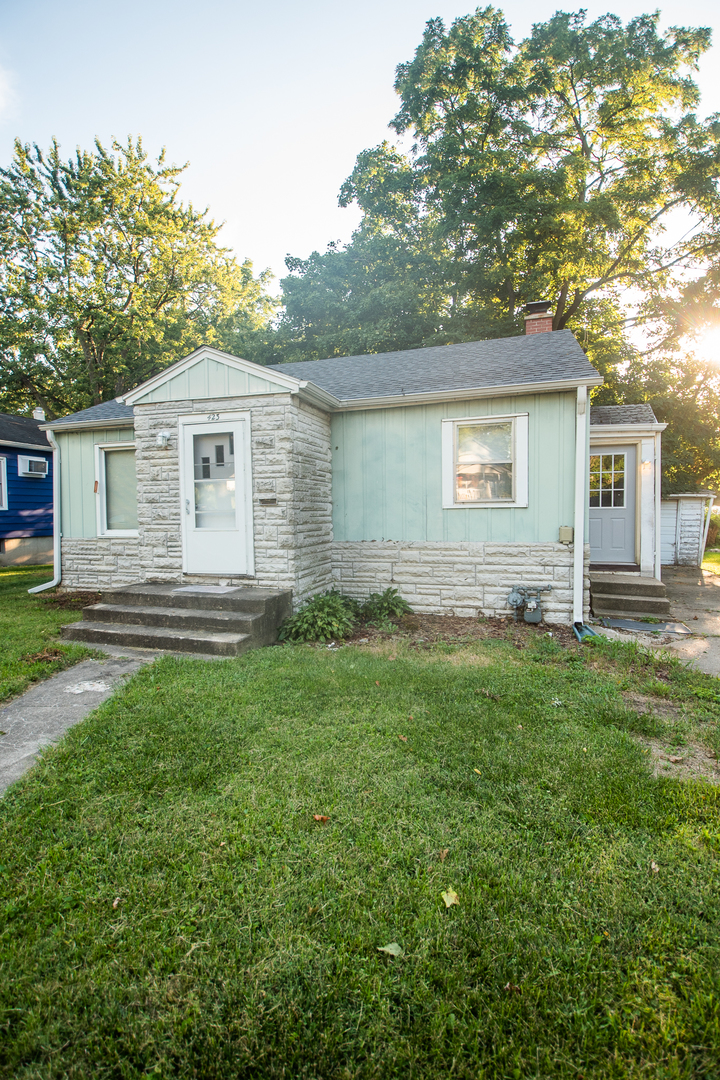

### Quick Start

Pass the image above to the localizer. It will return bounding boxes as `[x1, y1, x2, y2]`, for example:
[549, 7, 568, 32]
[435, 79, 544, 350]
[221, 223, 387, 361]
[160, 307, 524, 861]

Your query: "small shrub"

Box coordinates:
[277, 590, 358, 643]
[359, 588, 412, 623]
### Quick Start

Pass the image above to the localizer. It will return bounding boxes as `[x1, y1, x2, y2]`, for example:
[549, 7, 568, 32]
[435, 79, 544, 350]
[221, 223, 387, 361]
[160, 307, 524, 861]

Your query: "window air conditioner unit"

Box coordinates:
[18, 456, 48, 477]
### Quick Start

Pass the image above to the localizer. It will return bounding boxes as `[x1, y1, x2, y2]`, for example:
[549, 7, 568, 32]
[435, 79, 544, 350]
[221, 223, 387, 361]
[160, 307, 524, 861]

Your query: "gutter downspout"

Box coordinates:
[573, 386, 587, 625]
[28, 428, 60, 595]
[654, 431, 662, 580]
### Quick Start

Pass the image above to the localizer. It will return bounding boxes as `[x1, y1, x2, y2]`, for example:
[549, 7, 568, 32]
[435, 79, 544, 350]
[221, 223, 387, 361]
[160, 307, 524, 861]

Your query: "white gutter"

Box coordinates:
[28, 427, 61, 595]
[573, 386, 587, 625]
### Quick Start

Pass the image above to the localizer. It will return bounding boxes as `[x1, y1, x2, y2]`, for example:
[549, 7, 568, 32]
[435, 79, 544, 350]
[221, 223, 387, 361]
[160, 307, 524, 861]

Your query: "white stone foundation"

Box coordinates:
[331, 540, 590, 624]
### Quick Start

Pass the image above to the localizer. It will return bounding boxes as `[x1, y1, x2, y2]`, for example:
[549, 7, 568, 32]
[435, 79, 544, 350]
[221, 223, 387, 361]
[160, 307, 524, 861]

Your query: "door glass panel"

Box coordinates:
[193, 432, 236, 529]
[589, 452, 627, 509]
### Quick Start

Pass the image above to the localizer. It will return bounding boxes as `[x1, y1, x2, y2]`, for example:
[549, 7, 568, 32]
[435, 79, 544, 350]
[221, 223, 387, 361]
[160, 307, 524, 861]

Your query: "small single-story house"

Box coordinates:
[0, 411, 54, 566]
[38, 309, 669, 625]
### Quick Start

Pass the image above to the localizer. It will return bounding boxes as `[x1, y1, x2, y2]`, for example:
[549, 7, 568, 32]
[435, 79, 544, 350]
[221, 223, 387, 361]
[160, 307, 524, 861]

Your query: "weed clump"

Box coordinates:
[278, 587, 412, 643]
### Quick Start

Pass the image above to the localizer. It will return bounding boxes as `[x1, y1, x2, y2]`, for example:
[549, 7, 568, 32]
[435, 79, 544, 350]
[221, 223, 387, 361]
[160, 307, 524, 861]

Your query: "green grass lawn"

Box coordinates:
[1, 633, 719, 1078]
[702, 549, 720, 574]
[0, 567, 95, 702]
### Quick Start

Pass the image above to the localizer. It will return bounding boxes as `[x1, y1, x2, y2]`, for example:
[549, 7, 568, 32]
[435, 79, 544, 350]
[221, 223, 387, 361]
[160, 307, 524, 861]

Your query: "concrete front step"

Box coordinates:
[83, 602, 263, 635]
[61, 582, 293, 656]
[63, 620, 253, 656]
[102, 583, 292, 616]
[591, 594, 671, 617]
[589, 573, 667, 597]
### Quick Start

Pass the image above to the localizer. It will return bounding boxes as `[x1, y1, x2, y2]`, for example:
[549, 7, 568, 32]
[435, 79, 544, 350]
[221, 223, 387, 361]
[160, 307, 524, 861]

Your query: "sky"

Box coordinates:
[0, 0, 718, 293]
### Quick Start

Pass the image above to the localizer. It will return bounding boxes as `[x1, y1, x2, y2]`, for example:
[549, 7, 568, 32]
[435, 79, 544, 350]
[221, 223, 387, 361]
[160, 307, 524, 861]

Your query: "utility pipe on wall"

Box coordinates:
[573, 386, 587, 625]
[28, 427, 61, 595]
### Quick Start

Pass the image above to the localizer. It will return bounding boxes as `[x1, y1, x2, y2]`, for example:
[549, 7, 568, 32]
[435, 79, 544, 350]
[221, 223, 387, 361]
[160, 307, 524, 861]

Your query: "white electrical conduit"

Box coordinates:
[28, 427, 61, 594]
[573, 386, 587, 625]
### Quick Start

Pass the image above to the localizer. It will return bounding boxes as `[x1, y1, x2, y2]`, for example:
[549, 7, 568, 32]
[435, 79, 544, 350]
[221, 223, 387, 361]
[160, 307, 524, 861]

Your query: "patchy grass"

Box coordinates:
[702, 549, 720, 574]
[0, 567, 96, 703]
[1, 634, 719, 1078]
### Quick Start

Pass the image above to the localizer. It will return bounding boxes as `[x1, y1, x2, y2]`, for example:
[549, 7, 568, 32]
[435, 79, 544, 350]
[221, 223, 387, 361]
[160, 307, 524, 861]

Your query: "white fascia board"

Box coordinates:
[590, 423, 667, 438]
[0, 439, 51, 452]
[324, 376, 603, 413]
[40, 417, 135, 433]
[119, 346, 303, 405]
[297, 383, 341, 411]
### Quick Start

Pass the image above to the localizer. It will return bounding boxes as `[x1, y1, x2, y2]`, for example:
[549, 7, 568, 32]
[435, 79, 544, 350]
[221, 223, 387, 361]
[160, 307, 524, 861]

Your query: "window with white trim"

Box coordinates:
[0, 457, 7, 511]
[96, 444, 138, 535]
[441, 414, 529, 508]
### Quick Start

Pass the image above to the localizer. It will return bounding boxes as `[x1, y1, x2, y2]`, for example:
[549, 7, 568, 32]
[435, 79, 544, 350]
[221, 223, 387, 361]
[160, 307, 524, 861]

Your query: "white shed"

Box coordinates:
[661, 493, 715, 566]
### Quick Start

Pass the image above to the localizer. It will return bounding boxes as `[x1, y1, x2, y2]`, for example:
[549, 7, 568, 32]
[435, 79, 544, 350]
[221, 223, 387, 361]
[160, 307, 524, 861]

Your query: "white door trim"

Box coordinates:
[178, 411, 254, 577]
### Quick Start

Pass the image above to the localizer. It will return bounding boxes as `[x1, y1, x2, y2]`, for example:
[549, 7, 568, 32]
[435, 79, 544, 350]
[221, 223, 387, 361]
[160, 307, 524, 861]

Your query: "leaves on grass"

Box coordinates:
[477, 688, 500, 700]
[667, 755, 684, 763]
[474, 768, 482, 775]
[439, 848, 449, 862]
[377, 942, 403, 956]
[313, 815, 329, 823]
[441, 889, 459, 908]
[23, 647, 64, 664]
[504, 982, 522, 994]
[398, 734, 408, 742]
[375, 681, 380, 686]
[112, 897, 121, 909]
[650, 860, 660, 874]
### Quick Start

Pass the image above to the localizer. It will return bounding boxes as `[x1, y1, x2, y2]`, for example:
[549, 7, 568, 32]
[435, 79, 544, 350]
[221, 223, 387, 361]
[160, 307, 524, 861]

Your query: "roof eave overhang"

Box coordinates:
[590, 423, 667, 436]
[0, 439, 51, 452]
[319, 376, 603, 413]
[41, 417, 135, 433]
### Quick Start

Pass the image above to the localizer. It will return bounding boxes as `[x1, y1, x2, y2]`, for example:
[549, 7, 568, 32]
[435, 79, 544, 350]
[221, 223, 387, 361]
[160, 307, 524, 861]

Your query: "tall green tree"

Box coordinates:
[0, 138, 275, 417]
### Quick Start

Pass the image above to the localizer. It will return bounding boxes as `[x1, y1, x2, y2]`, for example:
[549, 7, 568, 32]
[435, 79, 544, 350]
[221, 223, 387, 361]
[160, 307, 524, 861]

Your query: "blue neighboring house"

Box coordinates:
[0, 410, 54, 566]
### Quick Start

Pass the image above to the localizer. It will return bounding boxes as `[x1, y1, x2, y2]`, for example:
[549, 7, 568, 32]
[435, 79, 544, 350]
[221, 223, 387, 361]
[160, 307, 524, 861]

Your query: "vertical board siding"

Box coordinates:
[331, 392, 576, 543]
[0, 449, 53, 537]
[57, 427, 135, 538]
[135, 357, 288, 403]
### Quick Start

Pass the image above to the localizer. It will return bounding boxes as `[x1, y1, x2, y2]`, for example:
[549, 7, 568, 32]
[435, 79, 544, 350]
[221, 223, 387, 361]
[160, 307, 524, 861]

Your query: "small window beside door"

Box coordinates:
[96, 444, 139, 535]
[589, 453, 625, 508]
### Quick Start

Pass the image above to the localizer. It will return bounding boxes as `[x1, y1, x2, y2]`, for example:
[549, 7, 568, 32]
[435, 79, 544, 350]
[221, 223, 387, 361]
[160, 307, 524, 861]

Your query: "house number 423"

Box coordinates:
[207, 413, 220, 421]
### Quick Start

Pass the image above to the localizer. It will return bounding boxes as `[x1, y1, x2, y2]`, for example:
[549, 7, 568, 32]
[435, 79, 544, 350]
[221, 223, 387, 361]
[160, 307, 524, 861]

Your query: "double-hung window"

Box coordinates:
[95, 444, 139, 536]
[441, 413, 529, 508]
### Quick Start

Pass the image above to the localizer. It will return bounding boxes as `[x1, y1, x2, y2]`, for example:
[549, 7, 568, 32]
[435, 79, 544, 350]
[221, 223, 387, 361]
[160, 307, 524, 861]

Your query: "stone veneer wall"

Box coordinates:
[331, 540, 590, 623]
[61, 537, 141, 588]
[60, 394, 333, 604]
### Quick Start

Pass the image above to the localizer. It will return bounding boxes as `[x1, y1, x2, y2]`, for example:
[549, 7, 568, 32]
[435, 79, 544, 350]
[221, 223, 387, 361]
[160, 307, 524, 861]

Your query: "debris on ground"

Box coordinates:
[635, 735, 720, 785]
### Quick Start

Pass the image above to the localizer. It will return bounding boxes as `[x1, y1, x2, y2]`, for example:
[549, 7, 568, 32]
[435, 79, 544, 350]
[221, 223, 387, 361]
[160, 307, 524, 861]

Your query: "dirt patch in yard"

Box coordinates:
[622, 691, 685, 722]
[636, 735, 720, 785]
[40, 590, 101, 610]
[345, 614, 580, 650]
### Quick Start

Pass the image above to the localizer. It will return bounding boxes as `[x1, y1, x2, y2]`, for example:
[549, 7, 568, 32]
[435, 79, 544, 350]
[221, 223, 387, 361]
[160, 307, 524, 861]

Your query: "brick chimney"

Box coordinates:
[523, 301, 554, 334]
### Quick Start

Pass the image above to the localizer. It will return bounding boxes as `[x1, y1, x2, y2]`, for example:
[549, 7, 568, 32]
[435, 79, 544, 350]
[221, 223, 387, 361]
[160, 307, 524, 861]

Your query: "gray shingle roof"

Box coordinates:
[590, 405, 658, 426]
[0, 413, 50, 447]
[47, 401, 135, 427]
[267, 329, 600, 400]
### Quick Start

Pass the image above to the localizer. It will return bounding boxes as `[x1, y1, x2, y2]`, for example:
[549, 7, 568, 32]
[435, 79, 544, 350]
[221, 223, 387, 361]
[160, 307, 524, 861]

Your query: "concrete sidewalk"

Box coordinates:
[661, 566, 720, 677]
[0, 652, 155, 795]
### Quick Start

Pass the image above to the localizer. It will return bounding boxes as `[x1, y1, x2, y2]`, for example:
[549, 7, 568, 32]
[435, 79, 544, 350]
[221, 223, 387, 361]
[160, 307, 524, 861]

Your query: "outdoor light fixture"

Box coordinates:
[156, 431, 171, 449]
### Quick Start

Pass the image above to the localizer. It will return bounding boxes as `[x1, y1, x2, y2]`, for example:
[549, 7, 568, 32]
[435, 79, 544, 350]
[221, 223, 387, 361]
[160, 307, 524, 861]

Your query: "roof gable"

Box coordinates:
[121, 347, 303, 406]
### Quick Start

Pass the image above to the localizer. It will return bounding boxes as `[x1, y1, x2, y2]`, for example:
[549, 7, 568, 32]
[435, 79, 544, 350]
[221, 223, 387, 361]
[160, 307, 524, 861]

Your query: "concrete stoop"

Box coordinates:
[590, 573, 670, 619]
[61, 583, 293, 656]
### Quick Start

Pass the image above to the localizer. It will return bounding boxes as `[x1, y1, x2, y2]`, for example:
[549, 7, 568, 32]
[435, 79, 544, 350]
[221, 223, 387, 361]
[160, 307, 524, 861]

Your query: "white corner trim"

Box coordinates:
[441, 412, 529, 509]
[0, 455, 7, 510]
[573, 386, 587, 624]
[119, 347, 304, 406]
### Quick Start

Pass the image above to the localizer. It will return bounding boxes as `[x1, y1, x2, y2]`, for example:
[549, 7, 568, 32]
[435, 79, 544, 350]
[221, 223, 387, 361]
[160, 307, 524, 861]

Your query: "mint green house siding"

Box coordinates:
[133, 356, 285, 403]
[331, 392, 578, 543]
[55, 427, 135, 538]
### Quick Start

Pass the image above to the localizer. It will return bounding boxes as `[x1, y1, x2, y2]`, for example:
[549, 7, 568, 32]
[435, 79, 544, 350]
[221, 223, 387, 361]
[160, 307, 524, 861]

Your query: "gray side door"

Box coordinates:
[588, 445, 636, 564]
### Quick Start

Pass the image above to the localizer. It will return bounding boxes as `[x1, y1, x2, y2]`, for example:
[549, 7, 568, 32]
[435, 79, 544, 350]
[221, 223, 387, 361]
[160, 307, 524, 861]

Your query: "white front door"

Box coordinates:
[588, 445, 636, 565]
[180, 416, 253, 576]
